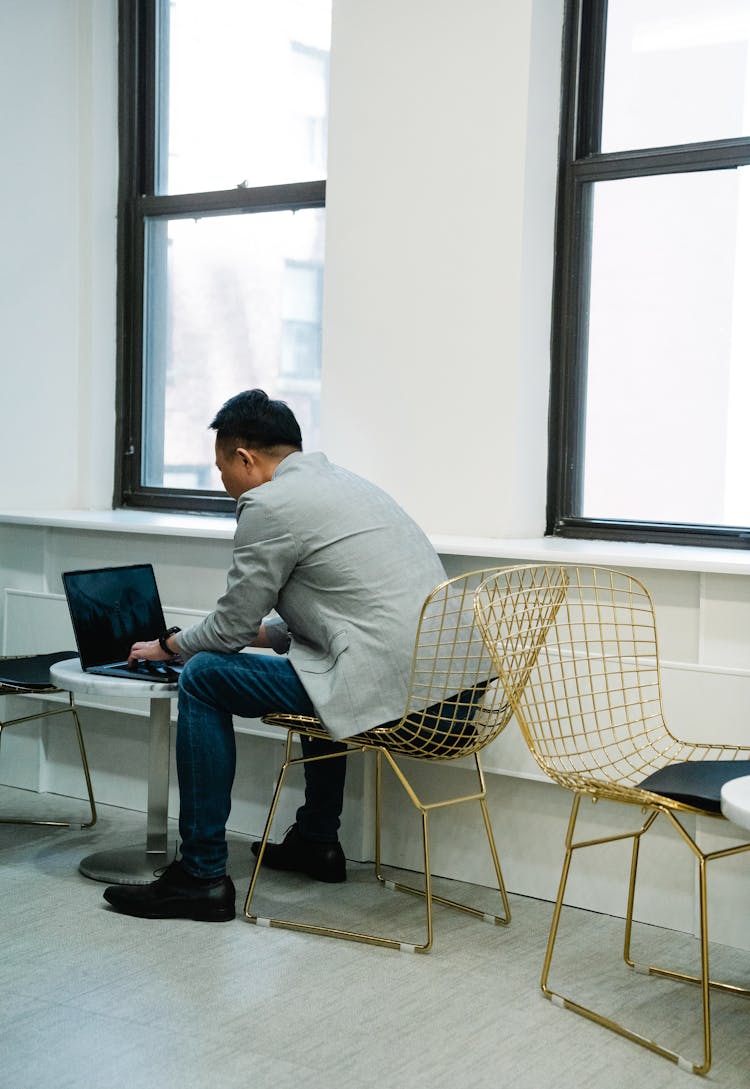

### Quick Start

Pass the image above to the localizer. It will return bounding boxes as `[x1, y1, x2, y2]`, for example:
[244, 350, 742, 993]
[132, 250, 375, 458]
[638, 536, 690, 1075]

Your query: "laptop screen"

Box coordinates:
[62, 564, 167, 669]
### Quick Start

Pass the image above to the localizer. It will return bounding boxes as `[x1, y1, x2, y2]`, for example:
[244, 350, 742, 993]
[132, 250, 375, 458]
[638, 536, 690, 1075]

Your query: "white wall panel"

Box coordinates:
[700, 572, 750, 670]
[321, 0, 562, 537]
[621, 567, 702, 662]
[0, 0, 117, 509]
[661, 662, 750, 747]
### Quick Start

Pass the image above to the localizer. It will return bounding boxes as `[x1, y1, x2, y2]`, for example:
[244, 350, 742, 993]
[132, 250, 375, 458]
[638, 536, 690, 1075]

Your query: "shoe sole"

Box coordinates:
[105, 904, 236, 922]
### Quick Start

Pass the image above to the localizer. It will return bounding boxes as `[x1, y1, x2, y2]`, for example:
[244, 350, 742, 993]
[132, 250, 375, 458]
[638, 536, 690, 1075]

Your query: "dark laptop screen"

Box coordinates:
[62, 564, 166, 669]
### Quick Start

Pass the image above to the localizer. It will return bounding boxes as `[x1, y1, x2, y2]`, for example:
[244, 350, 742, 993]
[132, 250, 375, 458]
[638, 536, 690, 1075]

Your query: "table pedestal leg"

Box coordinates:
[79, 697, 177, 884]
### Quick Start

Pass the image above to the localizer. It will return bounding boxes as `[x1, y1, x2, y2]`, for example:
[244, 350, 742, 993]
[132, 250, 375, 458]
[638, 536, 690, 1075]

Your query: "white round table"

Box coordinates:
[720, 775, 750, 832]
[50, 657, 179, 884]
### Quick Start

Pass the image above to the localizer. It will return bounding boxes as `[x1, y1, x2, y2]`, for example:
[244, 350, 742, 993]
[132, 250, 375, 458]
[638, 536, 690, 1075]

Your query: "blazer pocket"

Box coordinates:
[294, 630, 349, 674]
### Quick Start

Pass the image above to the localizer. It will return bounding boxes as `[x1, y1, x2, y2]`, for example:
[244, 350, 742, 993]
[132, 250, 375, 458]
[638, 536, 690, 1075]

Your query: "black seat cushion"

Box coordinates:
[0, 651, 79, 691]
[381, 684, 491, 757]
[639, 760, 750, 814]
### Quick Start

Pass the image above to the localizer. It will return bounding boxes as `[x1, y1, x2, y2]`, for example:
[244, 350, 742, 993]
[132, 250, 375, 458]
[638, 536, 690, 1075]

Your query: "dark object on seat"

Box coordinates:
[639, 760, 750, 814]
[0, 652, 97, 828]
[0, 650, 79, 691]
[387, 684, 486, 756]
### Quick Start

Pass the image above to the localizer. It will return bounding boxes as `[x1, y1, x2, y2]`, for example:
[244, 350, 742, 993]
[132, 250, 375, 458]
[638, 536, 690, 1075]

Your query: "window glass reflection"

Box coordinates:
[162, 0, 331, 193]
[602, 0, 750, 151]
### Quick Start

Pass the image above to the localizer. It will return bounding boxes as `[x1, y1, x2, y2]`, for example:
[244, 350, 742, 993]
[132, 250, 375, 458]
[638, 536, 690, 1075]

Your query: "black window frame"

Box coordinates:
[114, 0, 327, 515]
[548, 0, 750, 550]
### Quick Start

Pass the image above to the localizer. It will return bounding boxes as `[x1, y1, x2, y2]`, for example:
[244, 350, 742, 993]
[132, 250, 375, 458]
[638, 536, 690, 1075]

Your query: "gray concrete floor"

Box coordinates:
[1, 785, 749, 1089]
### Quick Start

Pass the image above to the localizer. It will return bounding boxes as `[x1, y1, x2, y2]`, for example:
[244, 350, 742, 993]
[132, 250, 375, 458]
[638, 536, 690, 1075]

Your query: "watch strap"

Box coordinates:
[158, 626, 181, 654]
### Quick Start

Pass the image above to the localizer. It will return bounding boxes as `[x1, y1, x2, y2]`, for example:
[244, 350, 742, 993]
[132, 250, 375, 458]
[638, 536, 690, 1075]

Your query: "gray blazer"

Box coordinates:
[177, 452, 446, 740]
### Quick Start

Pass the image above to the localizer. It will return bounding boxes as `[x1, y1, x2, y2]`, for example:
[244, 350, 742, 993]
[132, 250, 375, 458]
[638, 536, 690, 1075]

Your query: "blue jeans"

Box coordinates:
[176, 651, 348, 878]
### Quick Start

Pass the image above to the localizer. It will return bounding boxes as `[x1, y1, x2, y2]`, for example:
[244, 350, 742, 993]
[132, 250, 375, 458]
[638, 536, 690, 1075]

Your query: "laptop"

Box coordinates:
[62, 563, 183, 682]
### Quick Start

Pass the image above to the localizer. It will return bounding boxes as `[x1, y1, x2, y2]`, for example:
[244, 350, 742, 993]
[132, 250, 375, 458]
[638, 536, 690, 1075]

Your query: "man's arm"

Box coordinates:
[176, 494, 298, 656]
[128, 494, 297, 664]
[128, 622, 274, 664]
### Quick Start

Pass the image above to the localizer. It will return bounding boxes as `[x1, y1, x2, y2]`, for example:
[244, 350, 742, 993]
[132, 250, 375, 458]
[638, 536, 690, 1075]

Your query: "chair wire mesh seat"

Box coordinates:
[244, 568, 524, 953]
[0, 652, 97, 828]
[474, 564, 750, 1076]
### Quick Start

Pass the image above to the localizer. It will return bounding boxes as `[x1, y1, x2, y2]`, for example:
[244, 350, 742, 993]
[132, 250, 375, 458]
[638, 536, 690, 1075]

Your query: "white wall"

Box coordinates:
[0, 0, 563, 536]
[0, 0, 117, 510]
[322, 0, 562, 536]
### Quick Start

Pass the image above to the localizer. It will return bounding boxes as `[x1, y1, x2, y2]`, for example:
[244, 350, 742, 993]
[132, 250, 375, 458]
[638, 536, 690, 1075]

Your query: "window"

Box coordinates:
[116, 0, 331, 511]
[549, 0, 750, 548]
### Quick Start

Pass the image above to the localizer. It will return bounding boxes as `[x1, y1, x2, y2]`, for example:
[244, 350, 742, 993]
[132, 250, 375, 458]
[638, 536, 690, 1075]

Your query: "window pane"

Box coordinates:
[582, 167, 750, 527]
[142, 209, 325, 490]
[161, 0, 331, 194]
[601, 0, 750, 152]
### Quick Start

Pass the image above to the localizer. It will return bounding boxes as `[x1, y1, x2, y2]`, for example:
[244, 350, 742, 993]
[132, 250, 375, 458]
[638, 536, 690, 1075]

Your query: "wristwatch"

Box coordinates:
[158, 626, 182, 655]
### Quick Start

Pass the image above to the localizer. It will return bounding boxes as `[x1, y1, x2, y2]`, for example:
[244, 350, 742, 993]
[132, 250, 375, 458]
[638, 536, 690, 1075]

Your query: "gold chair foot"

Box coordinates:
[245, 911, 430, 952]
[382, 876, 510, 926]
[544, 989, 708, 1075]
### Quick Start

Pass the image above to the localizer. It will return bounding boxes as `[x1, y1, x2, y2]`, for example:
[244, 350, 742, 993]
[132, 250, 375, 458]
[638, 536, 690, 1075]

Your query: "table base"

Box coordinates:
[79, 844, 178, 885]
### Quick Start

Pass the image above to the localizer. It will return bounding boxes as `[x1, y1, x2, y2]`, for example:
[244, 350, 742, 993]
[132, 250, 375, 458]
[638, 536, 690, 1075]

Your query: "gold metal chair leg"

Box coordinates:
[623, 819, 750, 1075]
[540, 794, 750, 1076]
[244, 731, 295, 919]
[540, 795, 699, 1071]
[622, 810, 658, 966]
[245, 734, 510, 951]
[375, 751, 511, 928]
[374, 748, 385, 885]
[541, 793, 580, 998]
[70, 699, 97, 828]
[621, 851, 712, 1074]
[624, 815, 750, 1005]
[244, 738, 431, 952]
[697, 858, 711, 1076]
[0, 695, 97, 829]
[420, 810, 434, 952]
[479, 794, 512, 924]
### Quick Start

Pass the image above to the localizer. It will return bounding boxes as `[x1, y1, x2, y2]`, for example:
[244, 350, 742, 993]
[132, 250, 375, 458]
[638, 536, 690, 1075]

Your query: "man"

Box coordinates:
[103, 389, 446, 921]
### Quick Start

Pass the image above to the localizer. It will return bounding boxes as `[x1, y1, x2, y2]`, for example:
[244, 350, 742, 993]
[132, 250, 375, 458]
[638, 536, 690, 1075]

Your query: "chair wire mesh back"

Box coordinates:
[475, 564, 738, 801]
[363, 568, 514, 759]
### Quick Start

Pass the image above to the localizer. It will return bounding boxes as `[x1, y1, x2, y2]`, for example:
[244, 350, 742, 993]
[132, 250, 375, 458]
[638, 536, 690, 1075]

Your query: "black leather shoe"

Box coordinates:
[251, 824, 346, 883]
[103, 860, 236, 921]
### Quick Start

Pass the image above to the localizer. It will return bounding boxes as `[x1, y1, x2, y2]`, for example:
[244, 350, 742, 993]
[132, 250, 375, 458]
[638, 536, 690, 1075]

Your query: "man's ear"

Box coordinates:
[235, 447, 256, 470]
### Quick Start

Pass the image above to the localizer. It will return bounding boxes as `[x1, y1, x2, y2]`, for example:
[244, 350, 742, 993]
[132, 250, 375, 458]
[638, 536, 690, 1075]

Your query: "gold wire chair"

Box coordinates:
[474, 564, 750, 1076]
[245, 568, 520, 953]
[0, 653, 97, 828]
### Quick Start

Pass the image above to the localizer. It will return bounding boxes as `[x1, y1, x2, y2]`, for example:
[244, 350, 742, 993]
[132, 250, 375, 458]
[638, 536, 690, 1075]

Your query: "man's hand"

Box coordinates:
[250, 623, 271, 649]
[128, 639, 172, 665]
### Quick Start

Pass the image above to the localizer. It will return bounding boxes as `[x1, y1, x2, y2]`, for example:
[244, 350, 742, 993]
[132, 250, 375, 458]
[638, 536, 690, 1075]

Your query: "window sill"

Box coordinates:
[0, 508, 749, 576]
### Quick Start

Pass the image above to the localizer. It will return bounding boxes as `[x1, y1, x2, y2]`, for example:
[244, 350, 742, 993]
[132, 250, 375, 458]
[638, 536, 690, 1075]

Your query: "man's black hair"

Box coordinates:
[210, 389, 302, 452]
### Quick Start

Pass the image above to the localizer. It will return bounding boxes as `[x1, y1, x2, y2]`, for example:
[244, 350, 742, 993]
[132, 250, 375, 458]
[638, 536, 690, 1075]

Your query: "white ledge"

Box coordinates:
[1, 508, 750, 576]
[0, 507, 236, 540]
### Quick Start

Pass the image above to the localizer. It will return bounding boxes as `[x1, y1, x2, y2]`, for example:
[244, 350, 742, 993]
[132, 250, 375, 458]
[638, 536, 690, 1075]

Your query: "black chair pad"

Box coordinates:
[0, 651, 79, 692]
[639, 760, 750, 814]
